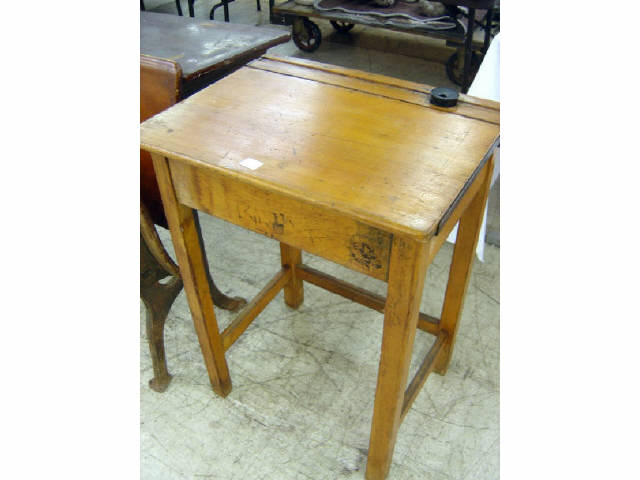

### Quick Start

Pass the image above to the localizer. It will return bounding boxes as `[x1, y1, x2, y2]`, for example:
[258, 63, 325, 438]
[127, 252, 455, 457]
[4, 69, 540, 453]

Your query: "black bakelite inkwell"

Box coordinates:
[430, 87, 459, 107]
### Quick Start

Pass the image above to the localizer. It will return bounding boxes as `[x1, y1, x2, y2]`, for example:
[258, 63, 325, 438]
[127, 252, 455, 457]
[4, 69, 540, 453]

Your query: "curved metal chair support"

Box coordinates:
[140, 203, 247, 392]
[140, 203, 182, 392]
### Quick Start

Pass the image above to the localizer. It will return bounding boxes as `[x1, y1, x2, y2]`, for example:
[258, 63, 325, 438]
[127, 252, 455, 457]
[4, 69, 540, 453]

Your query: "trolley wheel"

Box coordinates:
[445, 50, 481, 87]
[293, 18, 322, 52]
[330, 20, 355, 33]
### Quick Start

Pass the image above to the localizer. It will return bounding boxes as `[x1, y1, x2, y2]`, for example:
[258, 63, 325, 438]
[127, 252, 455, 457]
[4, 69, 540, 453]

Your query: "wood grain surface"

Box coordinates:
[140, 55, 182, 228]
[168, 159, 393, 280]
[250, 57, 499, 125]
[140, 56, 500, 241]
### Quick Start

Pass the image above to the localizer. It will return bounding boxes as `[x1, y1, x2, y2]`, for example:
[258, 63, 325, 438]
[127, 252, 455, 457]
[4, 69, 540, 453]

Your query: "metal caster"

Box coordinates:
[293, 17, 322, 52]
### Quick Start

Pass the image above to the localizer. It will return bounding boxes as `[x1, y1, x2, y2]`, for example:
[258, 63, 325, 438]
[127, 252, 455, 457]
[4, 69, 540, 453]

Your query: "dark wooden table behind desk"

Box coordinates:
[141, 11, 290, 96]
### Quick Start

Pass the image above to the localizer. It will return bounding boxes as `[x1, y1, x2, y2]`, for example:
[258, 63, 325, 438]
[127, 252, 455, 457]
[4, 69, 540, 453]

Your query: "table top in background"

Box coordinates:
[140, 11, 290, 80]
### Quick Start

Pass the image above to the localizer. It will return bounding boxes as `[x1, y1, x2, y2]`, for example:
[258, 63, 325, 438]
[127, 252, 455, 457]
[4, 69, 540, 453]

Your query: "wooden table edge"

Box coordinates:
[140, 142, 450, 242]
[179, 34, 291, 82]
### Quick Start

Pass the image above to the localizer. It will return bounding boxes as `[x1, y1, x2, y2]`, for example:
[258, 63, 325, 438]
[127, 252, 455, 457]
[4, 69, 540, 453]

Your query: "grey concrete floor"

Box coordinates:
[141, 3, 499, 478]
[142, 216, 499, 480]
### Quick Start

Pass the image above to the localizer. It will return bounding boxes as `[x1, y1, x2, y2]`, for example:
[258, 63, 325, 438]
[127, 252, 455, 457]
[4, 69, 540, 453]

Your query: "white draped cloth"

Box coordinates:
[446, 33, 500, 261]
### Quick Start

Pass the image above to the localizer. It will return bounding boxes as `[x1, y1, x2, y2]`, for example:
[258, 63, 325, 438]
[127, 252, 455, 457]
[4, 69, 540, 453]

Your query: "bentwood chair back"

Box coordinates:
[140, 55, 182, 228]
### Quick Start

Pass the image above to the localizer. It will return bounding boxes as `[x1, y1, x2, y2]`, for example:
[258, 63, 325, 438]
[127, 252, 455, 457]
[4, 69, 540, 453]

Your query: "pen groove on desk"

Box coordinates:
[247, 64, 499, 126]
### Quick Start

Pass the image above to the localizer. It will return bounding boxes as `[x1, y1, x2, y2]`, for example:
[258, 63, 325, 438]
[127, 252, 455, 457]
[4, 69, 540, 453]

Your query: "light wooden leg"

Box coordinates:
[151, 154, 232, 397]
[280, 242, 304, 308]
[435, 155, 495, 375]
[365, 237, 430, 480]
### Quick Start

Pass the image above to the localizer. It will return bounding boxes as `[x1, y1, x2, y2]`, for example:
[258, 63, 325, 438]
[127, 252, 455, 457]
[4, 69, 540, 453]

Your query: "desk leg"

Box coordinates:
[280, 243, 304, 308]
[435, 155, 494, 375]
[152, 154, 232, 397]
[366, 237, 430, 480]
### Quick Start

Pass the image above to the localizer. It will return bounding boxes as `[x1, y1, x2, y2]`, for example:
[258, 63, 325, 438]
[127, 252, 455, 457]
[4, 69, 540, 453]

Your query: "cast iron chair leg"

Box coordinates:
[140, 235, 182, 392]
[140, 204, 246, 393]
[193, 211, 247, 311]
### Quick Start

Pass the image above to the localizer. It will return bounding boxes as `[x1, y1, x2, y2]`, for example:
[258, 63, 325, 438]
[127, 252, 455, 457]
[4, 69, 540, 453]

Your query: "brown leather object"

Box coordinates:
[140, 55, 182, 228]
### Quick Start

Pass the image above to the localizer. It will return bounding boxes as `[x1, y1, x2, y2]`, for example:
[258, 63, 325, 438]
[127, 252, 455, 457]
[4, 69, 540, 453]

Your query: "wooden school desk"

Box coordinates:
[140, 55, 499, 480]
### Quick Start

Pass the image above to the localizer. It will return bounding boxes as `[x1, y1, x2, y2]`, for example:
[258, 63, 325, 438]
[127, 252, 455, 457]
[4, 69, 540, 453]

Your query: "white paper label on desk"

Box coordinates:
[239, 158, 263, 170]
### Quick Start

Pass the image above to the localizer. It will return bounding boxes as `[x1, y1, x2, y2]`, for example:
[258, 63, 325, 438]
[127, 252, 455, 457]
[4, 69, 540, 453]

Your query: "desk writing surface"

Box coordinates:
[140, 12, 290, 80]
[140, 56, 500, 240]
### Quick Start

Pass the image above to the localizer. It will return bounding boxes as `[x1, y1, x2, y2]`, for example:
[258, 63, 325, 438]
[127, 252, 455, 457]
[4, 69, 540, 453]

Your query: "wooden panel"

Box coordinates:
[140, 61, 500, 240]
[169, 160, 392, 281]
[140, 55, 182, 123]
[140, 55, 182, 228]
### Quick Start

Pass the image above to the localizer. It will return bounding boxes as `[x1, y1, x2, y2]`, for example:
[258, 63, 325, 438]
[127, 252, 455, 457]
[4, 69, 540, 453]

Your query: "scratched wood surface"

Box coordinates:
[169, 160, 392, 280]
[140, 11, 290, 80]
[252, 56, 500, 124]
[140, 55, 499, 241]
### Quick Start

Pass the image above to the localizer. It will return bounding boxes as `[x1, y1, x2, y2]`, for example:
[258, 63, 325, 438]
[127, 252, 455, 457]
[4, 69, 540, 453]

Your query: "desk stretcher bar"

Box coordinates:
[221, 267, 291, 351]
[218, 259, 449, 427]
[296, 264, 440, 336]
